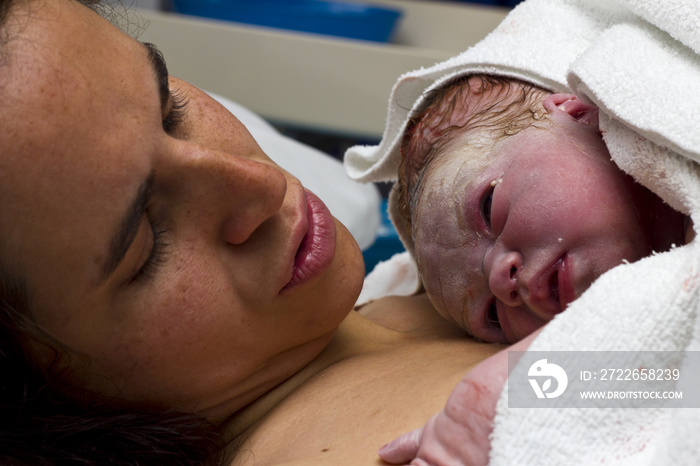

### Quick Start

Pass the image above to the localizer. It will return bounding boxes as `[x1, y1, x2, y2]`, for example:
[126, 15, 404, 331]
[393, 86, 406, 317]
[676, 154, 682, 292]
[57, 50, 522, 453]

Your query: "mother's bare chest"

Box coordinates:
[231, 338, 501, 466]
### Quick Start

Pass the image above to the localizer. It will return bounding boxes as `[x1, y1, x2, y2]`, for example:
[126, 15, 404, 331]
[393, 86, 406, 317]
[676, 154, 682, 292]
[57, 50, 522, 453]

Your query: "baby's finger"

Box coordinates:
[378, 427, 423, 463]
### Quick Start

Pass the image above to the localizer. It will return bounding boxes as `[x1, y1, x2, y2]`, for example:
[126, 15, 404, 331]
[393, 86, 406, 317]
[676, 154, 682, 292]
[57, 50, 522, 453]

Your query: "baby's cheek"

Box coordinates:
[413, 240, 441, 289]
[413, 247, 457, 327]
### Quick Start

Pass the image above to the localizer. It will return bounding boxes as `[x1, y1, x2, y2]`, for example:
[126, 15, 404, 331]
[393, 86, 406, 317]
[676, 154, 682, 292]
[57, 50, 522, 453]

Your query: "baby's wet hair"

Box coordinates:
[396, 74, 550, 228]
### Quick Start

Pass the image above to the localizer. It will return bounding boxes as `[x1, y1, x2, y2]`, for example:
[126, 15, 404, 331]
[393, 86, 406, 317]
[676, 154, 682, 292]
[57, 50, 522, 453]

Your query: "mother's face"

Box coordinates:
[0, 0, 363, 421]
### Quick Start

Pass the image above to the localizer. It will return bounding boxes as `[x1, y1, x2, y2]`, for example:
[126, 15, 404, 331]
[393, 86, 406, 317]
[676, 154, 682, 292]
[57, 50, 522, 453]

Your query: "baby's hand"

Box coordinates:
[378, 331, 540, 466]
[377, 357, 506, 465]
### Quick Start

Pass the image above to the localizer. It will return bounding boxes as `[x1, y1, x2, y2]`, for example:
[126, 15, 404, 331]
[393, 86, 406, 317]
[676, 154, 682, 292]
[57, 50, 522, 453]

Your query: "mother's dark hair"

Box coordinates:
[0, 1, 228, 464]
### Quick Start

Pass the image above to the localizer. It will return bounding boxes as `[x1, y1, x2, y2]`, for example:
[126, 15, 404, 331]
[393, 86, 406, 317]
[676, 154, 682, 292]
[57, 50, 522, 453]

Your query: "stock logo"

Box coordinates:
[528, 358, 568, 399]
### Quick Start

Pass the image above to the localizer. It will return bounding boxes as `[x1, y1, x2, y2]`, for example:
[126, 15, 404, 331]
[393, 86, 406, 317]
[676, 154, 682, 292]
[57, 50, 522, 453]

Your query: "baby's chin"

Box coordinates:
[496, 307, 549, 343]
[452, 307, 509, 344]
[425, 283, 553, 344]
[447, 303, 550, 344]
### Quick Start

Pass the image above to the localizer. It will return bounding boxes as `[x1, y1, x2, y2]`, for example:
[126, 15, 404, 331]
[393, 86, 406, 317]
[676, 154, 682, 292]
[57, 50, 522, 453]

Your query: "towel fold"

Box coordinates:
[343, 0, 630, 184]
[355, 251, 420, 307]
[346, 0, 700, 463]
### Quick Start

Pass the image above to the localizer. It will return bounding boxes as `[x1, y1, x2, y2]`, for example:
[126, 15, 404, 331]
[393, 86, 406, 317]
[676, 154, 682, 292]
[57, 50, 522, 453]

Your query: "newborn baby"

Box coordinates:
[390, 74, 687, 343]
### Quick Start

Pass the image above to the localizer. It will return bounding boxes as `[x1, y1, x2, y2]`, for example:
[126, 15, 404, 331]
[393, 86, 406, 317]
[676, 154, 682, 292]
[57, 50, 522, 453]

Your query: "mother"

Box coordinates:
[0, 0, 503, 464]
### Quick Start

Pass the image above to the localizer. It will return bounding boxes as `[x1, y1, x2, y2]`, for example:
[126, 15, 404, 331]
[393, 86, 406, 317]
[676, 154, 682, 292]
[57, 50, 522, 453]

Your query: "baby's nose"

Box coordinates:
[487, 250, 524, 307]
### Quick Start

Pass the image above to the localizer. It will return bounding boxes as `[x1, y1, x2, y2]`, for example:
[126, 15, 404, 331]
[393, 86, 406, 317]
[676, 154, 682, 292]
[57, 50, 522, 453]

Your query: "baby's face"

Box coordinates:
[411, 108, 656, 343]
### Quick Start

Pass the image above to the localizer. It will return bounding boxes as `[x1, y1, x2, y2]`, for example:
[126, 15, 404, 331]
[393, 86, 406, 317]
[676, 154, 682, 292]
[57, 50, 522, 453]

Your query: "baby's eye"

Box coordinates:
[480, 186, 494, 229]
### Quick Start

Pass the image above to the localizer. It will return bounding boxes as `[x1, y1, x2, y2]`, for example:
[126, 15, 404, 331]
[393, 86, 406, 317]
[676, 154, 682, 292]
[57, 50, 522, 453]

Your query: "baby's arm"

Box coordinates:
[378, 330, 541, 466]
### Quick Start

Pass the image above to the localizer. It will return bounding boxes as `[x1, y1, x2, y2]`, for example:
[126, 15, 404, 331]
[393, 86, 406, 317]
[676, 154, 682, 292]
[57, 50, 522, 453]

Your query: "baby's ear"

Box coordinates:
[543, 93, 599, 127]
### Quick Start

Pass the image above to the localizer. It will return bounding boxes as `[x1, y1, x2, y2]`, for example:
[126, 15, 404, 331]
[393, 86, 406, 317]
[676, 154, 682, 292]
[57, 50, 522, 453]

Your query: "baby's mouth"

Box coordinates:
[550, 268, 560, 306]
[555, 255, 576, 311]
[525, 255, 570, 318]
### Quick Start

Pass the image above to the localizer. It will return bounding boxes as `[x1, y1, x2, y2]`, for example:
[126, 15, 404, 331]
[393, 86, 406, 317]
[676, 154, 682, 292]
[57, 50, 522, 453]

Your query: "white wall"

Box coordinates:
[134, 0, 161, 10]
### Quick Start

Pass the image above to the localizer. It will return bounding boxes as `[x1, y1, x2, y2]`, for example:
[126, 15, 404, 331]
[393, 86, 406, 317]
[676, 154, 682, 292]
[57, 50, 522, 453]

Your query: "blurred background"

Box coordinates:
[130, 0, 520, 187]
[134, 1, 524, 11]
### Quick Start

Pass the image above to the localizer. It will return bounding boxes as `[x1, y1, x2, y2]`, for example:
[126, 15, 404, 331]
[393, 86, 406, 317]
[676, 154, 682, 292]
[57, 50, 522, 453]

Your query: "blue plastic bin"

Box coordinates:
[362, 198, 405, 274]
[171, 0, 403, 43]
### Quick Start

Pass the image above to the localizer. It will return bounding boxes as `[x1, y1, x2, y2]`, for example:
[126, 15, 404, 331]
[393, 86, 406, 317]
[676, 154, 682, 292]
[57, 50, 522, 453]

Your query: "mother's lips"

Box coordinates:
[280, 189, 336, 293]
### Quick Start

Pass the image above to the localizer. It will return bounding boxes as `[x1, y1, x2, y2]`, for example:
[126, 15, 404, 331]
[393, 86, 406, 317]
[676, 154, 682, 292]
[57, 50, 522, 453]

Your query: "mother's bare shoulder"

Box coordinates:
[358, 293, 466, 339]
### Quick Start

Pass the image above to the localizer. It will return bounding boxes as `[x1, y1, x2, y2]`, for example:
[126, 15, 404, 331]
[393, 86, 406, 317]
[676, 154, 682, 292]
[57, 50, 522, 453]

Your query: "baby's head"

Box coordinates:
[392, 74, 685, 343]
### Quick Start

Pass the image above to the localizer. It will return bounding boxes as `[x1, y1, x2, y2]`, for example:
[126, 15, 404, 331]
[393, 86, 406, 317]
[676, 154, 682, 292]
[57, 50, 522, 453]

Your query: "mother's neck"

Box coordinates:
[219, 311, 401, 440]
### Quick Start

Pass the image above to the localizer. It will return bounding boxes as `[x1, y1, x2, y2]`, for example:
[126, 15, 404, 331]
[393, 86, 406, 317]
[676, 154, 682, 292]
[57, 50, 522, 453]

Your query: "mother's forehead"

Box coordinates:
[0, 3, 154, 155]
[0, 0, 153, 231]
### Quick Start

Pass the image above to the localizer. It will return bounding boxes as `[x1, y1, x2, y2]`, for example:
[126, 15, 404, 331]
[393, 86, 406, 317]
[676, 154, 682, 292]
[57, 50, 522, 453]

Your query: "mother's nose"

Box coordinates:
[485, 249, 524, 307]
[165, 142, 288, 245]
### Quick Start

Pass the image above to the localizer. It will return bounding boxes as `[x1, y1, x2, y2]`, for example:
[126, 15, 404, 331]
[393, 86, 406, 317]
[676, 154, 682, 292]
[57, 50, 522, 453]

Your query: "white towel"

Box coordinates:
[344, 0, 700, 463]
[355, 251, 420, 307]
[343, 0, 630, 184]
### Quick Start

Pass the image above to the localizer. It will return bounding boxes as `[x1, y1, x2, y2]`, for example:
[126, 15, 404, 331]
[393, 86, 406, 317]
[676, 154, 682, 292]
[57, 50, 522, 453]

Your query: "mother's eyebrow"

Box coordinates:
[99, 172, 155, 284]
[96, 43, 166, 285]
[142, 42, 171, 113]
